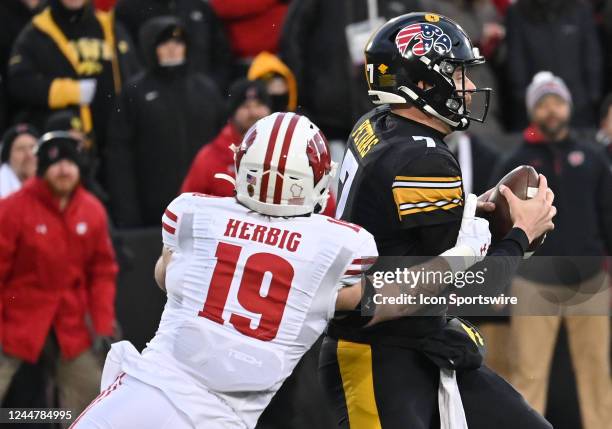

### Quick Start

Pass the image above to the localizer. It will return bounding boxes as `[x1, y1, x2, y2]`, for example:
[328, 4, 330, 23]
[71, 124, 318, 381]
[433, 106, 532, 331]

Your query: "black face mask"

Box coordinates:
[269, 93, 289, 113]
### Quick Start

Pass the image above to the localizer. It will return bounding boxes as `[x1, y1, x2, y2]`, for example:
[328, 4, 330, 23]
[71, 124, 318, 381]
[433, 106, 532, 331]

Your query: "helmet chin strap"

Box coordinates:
[397, 86, 467, 130]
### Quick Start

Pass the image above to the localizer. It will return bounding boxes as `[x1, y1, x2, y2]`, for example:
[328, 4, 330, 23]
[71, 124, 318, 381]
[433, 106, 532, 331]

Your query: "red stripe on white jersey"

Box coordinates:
[164, 209, 178, 222]
[273, 114, 302, 204]
[352, 257, 377, 265]
[344, 256, 377, 276]
[326, 217, 361, 233]
[259, 113, 286, 203]
[162, 222, 176, 234]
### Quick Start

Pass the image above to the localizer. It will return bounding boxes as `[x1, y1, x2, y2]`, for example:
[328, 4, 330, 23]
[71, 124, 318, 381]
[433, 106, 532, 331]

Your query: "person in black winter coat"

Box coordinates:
[106, 16, 225, 228]
[505, 0, 603, 130]
[279, 0, 422, 140]
[0, 0, 45, 124]
[7, 0, 140, 182]
[495, 72, 612, 429]
[114, 0, 232, 91]
[595, 93, 612, 167]
[496, 72, 612, 261]
[0, 1, 43, 79]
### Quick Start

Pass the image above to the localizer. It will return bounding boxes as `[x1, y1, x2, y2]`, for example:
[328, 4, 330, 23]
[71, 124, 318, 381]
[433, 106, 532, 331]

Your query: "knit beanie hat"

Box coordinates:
[36, 131, 83, 176]
[1, 123, 40, 163]
[526, 71, 572, 115]
[227, 79, 271, 117]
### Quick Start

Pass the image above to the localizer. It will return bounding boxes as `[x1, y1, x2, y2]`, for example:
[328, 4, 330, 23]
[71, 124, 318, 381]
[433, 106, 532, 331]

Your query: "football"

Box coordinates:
[485, 165, 545, 253]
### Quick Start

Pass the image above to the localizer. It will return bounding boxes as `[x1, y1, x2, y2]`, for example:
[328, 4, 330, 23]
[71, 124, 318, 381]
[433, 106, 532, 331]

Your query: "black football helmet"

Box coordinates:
[365, 12, 491, 130]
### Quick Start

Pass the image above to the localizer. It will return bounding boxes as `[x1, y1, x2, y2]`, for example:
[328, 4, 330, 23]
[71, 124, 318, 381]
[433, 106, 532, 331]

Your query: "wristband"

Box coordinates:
[441, 245, 477, 273]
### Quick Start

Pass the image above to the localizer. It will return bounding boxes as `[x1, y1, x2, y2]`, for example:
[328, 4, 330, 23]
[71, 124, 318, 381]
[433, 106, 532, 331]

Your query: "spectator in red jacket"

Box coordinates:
[94, 0, 116, 11]
[210, 0, 289, 76]
[0, 131, 118, 415]
[181, 78, 337, 216]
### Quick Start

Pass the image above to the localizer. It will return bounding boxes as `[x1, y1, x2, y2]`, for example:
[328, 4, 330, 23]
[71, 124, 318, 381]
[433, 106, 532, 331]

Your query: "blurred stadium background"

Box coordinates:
[0, 1, 610, 428]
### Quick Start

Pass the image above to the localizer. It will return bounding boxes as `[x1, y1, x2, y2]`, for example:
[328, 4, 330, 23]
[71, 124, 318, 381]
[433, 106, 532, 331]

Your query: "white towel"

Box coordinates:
[438, 368, 469, 429]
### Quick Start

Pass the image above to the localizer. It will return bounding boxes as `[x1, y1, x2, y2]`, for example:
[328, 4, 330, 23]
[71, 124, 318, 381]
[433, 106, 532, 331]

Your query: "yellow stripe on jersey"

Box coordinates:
[392, 186, 463, 206]
[336, 340, 382, 429]
[392, 174, 463, 218]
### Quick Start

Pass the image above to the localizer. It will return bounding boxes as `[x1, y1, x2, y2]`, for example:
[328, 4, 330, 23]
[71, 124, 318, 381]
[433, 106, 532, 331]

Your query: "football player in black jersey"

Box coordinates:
[319, 13, 555, 429]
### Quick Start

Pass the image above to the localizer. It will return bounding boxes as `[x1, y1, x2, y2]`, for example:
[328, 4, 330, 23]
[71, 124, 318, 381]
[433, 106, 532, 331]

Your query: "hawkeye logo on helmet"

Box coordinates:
[395, 23, 452, 58]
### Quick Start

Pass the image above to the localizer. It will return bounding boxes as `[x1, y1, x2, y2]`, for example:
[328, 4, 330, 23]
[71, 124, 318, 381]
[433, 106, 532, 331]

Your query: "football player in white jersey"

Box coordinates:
[70, 112, 552, 429]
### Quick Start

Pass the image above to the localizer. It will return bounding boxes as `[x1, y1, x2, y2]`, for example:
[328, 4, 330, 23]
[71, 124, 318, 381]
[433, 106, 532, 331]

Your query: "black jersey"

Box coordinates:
[330, 106, 465, 340]
[336, 105, 464, 256]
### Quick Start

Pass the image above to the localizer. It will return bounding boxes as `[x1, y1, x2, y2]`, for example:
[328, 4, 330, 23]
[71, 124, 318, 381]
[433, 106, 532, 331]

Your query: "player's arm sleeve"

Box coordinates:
[391, 152, 464, 230]
[414, 221, 461, 255]
[333, 231, 379, 315]
[162, 194, 193, 252]
[339, 231, 379, 287]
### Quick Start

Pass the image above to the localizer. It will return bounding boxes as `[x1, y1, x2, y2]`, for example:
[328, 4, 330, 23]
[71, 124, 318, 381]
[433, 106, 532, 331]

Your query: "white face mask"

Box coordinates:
[158, 58, 185, 67]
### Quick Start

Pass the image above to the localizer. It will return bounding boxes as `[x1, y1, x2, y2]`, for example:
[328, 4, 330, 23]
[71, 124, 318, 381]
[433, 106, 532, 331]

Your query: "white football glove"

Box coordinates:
[79, 79, 97, 105]
[441, 193, 491, 272]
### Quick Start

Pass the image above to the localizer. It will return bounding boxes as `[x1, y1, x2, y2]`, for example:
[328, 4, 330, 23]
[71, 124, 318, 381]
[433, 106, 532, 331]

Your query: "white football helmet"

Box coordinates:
[233, 112, 336, 217]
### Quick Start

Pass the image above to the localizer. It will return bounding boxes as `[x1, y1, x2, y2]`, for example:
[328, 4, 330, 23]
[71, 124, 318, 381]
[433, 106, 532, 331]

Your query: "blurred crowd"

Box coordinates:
[0, 1, 610, 428]
[1, 0, 612, 212]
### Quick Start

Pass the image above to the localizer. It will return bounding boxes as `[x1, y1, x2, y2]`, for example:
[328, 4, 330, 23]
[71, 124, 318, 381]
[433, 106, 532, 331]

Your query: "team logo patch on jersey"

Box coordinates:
[289, 184, 304, 205]
[395, 23, 452, 57]
[568, 150, 585, 167]
[76, 222, 88, 235]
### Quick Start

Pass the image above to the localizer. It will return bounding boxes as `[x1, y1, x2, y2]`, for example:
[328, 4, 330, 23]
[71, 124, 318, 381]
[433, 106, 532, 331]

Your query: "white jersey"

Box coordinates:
[115, 193, 377, 428]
